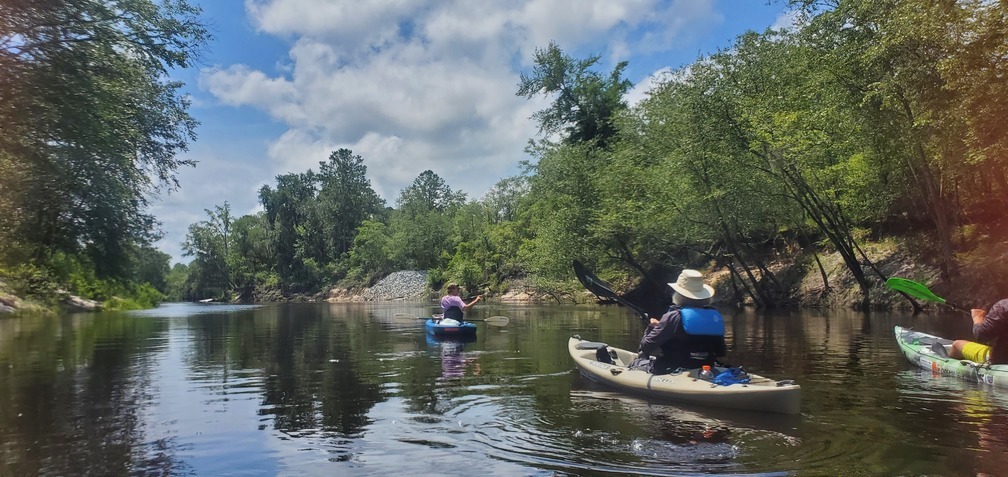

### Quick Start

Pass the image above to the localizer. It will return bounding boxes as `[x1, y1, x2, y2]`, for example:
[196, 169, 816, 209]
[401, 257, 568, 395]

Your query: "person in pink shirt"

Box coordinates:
[440, 283, 482, 322]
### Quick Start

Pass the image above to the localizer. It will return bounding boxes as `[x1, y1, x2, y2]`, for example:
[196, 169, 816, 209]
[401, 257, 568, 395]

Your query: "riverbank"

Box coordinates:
[3, 230, 1005, 314]
[0, 279, 100, 315]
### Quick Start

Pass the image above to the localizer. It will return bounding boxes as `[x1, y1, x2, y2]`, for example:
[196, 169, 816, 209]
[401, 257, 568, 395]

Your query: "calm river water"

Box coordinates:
[1, 301, 1006, 476]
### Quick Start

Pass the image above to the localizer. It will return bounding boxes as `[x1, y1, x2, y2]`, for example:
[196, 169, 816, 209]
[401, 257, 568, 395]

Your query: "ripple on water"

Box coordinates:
[452, 391, 795, 477]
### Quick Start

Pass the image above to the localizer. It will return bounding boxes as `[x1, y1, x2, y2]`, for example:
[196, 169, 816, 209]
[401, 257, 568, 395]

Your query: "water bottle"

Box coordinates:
[699, 365, 713, 379]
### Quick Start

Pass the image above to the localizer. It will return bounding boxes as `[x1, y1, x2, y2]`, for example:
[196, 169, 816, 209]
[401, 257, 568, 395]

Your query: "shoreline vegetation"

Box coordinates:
[2, 2, 1006, 318]
[4, 228, 1005, 316]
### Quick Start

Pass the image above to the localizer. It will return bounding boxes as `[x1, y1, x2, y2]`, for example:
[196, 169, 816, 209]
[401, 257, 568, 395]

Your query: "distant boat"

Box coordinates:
[198, 298, 213, 303]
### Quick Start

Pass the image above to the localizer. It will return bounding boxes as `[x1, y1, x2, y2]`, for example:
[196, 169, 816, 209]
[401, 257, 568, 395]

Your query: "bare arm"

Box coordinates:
[463, 295, 482, 311]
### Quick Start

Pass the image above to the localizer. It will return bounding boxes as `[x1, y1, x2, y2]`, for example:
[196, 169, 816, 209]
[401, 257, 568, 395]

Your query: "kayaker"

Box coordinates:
[949, 298, 1008, 364]
[440, 283, 482, 322]
[636, 269, 726, 374]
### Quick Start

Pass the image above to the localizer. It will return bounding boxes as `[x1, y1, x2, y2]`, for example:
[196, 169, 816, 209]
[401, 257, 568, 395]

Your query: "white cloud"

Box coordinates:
[201, 65, 304, 124]
[771, 9, 802, 32]
[245, 0, 424, 45]
[626, 66, 675, 107]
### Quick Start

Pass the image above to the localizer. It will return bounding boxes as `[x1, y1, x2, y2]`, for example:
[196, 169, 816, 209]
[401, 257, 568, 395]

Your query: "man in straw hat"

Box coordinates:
[636, 269, 727, 374]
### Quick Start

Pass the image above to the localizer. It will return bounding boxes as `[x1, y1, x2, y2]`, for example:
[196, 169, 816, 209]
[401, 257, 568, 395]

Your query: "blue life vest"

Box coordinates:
[680, 307, 725, 336]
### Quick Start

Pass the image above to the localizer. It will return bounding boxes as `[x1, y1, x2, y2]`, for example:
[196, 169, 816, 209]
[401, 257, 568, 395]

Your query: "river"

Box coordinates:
[1, 302, 1005, 476]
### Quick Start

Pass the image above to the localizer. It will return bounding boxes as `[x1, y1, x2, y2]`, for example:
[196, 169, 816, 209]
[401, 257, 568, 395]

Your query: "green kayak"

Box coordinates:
[894, 325, 1008, 387]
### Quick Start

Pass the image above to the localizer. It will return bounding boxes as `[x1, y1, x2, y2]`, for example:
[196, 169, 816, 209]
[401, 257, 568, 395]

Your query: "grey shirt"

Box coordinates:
[973, 299, 1008, 364]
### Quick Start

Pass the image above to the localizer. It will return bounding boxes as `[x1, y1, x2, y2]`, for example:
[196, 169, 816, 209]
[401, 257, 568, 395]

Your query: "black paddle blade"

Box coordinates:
[572, 260, 648, 324]
[573, 259, 617, 298]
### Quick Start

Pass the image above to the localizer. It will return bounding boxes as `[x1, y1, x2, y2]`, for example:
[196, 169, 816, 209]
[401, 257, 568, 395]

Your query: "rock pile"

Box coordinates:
[358, 270, 431, 301]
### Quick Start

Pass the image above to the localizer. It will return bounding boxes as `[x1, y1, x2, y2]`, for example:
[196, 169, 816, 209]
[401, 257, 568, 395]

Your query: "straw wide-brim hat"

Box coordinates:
[668, 269, 715, 300]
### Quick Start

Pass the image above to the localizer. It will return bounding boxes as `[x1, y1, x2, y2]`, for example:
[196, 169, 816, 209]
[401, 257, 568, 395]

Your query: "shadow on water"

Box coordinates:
[1, 302, 1007, 475]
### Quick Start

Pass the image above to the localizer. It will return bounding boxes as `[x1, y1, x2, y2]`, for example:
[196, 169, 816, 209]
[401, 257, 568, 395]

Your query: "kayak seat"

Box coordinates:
[596, 347, 614, 364]
[931, 341, 949, 358]
[443, 306, 463, 321]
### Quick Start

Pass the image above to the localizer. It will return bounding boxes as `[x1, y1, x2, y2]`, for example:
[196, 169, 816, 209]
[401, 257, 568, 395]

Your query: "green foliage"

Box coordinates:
[164, 263, 191, 301]
[0, 0, 209, 279]
[103, 283, 164, 311]
[517, 41, 633, 148]
[182, 201, 236, 295]
[315, 149, 386, 259]
[395, 170, 466, 217]
[1, 249, 164, 310]
[131, 245, 171, 293]
[520, 144, 604, 278]
[2, 263, 56, 299]
[346, 220, 393, 285]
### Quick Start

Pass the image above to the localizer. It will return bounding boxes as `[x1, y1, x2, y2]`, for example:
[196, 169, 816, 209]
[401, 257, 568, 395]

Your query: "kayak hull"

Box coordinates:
[567, 336, 801, 415]
[894, 325, 1008, 387]
[425, 318, 477, 336]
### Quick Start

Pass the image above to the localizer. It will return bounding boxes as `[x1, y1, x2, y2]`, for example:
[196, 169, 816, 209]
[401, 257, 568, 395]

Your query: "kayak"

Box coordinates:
[426, 332, 476, 347]
[894, 325, 1008, 386]
[568, 335, 801, 415]
[425, 318, 477, 337]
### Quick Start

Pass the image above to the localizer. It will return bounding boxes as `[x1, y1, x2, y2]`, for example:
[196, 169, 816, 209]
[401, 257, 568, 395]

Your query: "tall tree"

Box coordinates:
[517, 41, 633, 149]
[316, 149, 385, 259]
[794, 0, 1008, 277]
[395, 170, 465, 217]
[388, 170, 464, 270]
[182, 202, 236, 298]
[0, 0, 209, 278]
[259, 172, 316, 289]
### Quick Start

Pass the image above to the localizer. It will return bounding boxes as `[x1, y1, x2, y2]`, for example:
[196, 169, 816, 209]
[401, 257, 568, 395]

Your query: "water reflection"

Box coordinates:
[426, 334, 479, 380]
[129, 301, 263, 317]
[1, 302, 1007, 475]
[566, 388, 801, 475]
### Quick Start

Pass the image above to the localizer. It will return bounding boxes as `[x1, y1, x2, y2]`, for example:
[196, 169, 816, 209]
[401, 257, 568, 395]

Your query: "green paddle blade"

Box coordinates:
[885, 277, 947, 304]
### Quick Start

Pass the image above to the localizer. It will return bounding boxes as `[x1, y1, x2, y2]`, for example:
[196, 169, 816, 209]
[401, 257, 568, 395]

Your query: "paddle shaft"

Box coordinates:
[394, 313, 509, 326]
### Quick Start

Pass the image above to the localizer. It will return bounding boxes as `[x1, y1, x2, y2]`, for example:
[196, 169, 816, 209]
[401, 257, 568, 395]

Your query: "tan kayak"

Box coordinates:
[568, 335, 801, 415]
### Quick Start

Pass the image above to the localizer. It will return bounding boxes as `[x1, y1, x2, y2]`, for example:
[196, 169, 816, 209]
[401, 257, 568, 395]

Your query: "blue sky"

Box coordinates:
[153, 0, 797, 264]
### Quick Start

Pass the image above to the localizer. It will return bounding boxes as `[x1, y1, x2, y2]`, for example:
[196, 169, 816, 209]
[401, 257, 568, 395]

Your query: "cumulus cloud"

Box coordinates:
[771, 9, 802, 32]
[626, 66, 675, 107]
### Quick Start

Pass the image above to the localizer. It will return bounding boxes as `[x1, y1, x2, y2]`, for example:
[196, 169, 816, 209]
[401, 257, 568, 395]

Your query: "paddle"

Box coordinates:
[885, 277, 969, 313]
[572, 260, 649, 325]
[393, 313, 510, 326]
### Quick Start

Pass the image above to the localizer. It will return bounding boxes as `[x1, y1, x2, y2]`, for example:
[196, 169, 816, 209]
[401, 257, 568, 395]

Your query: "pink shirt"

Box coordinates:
[441, 295, 465, 312]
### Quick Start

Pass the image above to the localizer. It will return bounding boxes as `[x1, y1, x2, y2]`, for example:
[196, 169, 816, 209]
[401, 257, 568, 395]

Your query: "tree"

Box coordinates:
[0, 0, 210, 278]
[182, 202, 235, 298]
[131, 245, 171, 292]
[482, 176, 530, 223]
[315, 149, 385, 260]
[395, 170, 465, 217]
[164, 262, 191, 301]
[230, 213, 274, 298]
[793, 0, 1008, 278]
[517, 41, 633, 149]
[346, 220, 393, 284]
[259, 172, 316, 289]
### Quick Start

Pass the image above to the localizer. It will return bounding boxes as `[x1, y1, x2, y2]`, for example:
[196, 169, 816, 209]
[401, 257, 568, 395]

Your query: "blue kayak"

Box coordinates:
[425, 318, 477, 336]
